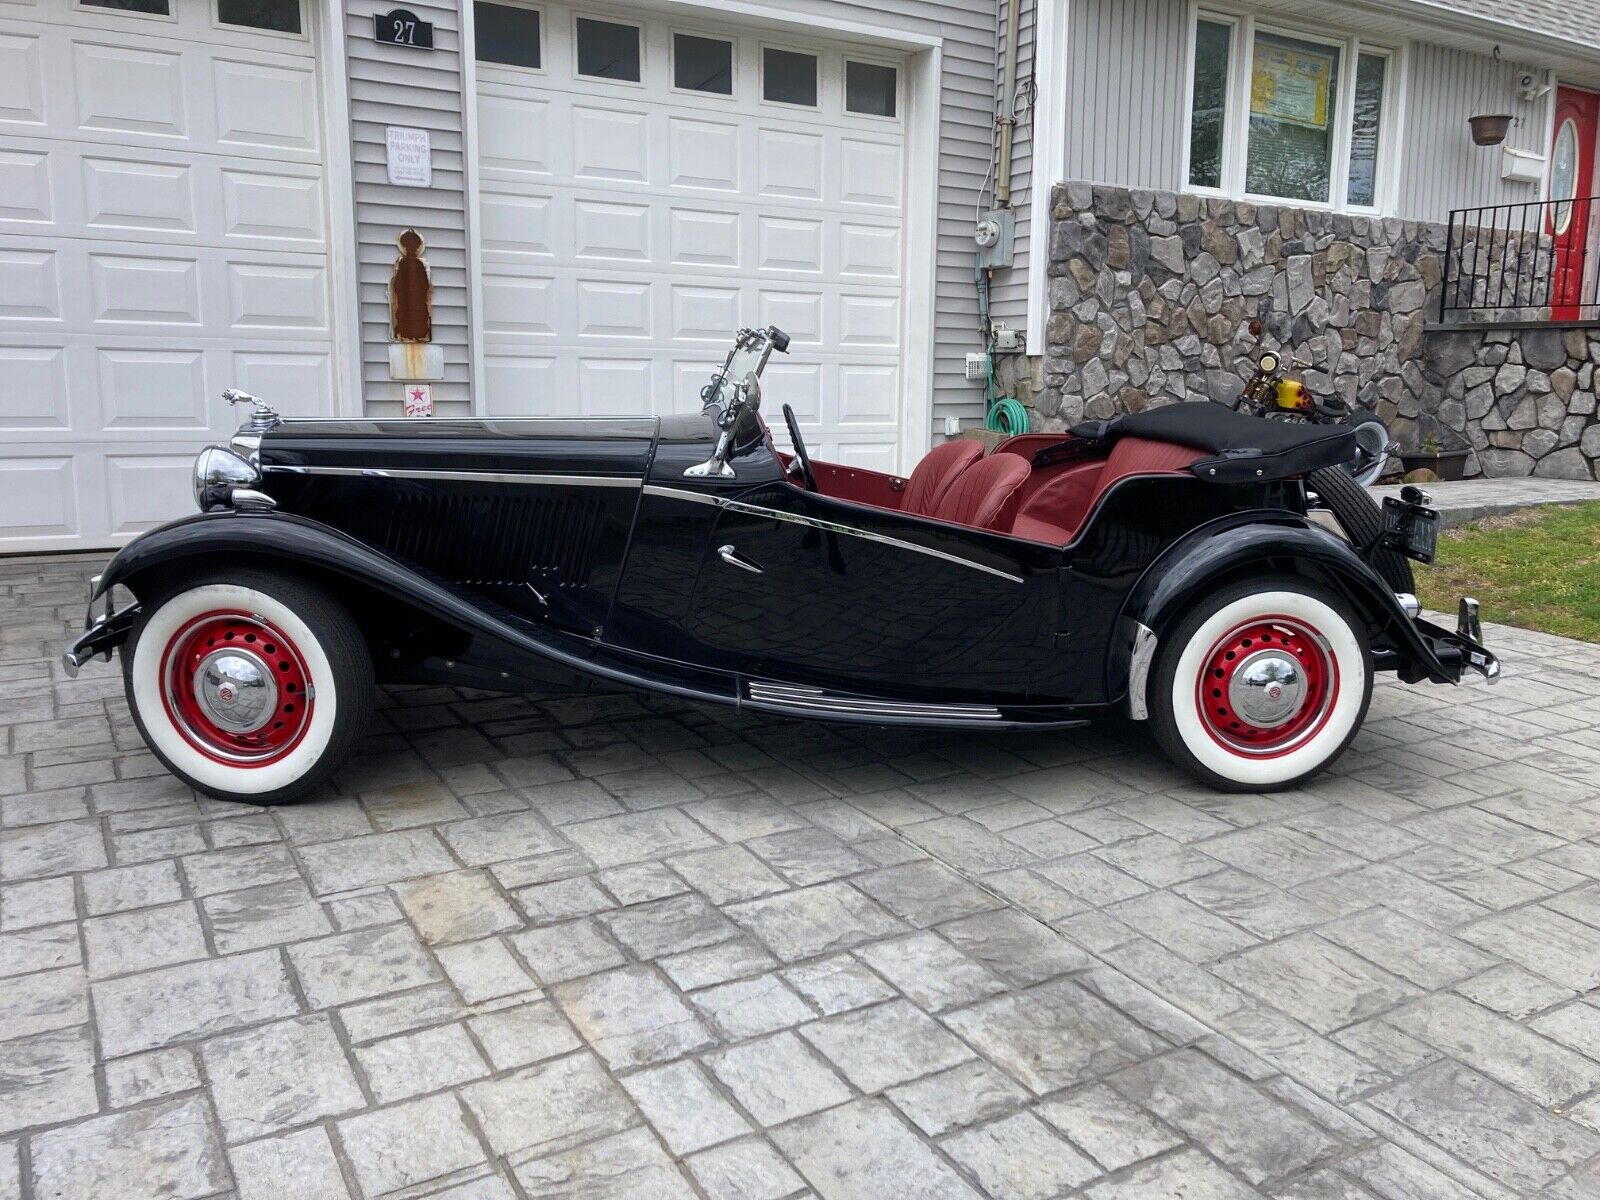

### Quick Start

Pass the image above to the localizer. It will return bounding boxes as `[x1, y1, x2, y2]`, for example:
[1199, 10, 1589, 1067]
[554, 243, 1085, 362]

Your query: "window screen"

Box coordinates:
[1345, 52, 1387, 207]
[1188, 20, 1231, 188]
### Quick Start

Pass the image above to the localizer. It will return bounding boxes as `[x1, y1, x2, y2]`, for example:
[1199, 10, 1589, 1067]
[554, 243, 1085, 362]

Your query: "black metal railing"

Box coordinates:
[1440, 196, 1600, 323]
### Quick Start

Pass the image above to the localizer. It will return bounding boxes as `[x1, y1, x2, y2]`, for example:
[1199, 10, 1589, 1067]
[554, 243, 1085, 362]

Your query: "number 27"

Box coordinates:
[392, 18, 415, 42]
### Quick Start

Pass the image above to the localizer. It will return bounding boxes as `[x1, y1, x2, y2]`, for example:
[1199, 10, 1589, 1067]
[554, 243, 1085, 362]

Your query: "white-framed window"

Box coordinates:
[1183, 5, 1402, 214]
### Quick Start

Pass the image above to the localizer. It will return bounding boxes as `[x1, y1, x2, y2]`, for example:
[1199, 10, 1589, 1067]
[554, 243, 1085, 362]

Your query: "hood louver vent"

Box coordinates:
[381, 493, 603, 588]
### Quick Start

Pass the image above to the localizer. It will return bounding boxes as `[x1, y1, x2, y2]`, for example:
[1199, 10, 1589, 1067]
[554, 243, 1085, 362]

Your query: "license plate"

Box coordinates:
[1382, 496, 1439, 563]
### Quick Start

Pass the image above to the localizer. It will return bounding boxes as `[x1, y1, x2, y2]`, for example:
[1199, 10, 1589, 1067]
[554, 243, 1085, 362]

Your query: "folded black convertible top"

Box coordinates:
[1072, 404, 1359, 484]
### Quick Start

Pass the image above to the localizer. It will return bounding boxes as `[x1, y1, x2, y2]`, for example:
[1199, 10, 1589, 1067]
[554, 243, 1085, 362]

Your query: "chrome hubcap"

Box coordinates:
[1226, 651, 1306, 729]
[192, 650, 277, 735]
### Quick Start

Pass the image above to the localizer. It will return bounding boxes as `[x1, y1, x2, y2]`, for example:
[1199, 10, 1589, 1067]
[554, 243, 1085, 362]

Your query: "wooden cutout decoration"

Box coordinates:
[390, 228, 432, 343]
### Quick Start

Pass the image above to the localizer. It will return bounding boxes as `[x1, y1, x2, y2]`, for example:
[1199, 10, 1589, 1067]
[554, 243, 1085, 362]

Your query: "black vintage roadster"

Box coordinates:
[64, 326, 1497, 803]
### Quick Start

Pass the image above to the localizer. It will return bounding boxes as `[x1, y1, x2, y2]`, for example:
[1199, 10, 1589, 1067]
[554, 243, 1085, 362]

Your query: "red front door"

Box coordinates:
[1549, 85, 1599, 319]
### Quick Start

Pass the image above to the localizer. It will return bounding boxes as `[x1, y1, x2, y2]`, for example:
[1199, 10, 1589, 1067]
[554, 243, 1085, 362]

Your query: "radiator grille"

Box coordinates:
[380, 493, 603, 588]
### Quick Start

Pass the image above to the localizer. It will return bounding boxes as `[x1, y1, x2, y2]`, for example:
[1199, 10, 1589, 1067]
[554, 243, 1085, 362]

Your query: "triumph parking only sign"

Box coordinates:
[385, 126, 432, 188]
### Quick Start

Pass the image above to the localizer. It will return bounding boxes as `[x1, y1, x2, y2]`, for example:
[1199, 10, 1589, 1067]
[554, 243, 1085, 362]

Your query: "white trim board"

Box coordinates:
[319, 0, 363, 417]
[460, 0, 489, 415]
[1026, 0, 1069, 354]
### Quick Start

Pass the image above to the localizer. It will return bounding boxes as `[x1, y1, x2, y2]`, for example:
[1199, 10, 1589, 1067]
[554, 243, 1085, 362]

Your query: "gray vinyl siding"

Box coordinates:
[345, 0, 473, 418]
[987, 0, 1034, 344]
[917, 3, 1004, 434]
[1061, 0, 1190, 192]
[1394, 43, 1554, 221]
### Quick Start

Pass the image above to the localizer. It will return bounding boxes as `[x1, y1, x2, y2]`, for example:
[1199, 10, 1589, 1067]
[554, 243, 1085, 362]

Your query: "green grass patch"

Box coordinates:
[1416, 501, 1600, 643]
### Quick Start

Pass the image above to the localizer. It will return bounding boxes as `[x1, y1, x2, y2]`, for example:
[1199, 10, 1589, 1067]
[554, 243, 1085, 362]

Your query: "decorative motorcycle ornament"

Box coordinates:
[1274, 378, 1314, 412]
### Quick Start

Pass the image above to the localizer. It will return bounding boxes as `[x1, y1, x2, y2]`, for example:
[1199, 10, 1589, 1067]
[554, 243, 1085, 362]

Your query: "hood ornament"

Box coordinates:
[223, 388, 281, 433]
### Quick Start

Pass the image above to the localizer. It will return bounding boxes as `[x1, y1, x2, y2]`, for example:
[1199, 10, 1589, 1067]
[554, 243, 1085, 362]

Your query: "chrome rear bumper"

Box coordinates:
[61, 574, 137, 678]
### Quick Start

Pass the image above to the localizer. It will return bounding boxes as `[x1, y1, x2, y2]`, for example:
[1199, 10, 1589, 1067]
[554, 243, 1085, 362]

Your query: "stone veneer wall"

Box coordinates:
[1423, 326, 1599, 478]
[1017, 181, 1599, 480]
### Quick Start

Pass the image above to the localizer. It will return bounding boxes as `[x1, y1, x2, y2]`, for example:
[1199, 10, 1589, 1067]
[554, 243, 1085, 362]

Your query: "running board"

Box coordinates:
[745, 681, 1006, 724]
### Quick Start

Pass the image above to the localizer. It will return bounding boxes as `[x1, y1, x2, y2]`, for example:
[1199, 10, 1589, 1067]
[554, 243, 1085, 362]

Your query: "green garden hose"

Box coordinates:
[986, 396, 1029, 435]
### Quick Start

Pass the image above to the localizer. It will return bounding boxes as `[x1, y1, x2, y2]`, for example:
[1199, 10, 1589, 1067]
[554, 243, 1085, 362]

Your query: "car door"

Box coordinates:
[684, 480, 1065, 702]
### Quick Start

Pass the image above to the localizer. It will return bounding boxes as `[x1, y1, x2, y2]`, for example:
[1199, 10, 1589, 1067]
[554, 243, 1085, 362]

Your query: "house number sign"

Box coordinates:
[374, 8, 434, 49]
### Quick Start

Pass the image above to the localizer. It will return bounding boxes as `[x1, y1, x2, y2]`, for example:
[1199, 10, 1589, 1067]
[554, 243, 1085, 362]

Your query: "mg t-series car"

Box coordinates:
[64, 326, 1498, 804]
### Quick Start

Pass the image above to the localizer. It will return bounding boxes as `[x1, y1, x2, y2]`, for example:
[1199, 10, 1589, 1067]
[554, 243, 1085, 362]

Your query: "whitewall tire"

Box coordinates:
[1149, 579, 1371, 791]
[123, 570, 373, 804]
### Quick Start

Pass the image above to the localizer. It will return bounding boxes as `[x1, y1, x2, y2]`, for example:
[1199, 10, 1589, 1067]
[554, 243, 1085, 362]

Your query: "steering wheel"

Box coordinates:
[782, 403, 817, 492]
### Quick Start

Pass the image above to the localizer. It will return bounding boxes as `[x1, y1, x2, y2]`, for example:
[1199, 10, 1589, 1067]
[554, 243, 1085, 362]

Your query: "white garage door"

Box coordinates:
[0, 0, 335, 552]
[474, 2, 908, 471]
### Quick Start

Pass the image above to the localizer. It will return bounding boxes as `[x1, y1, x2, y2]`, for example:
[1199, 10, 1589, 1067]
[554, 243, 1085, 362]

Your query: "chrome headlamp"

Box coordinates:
[193, 446, 266, 512]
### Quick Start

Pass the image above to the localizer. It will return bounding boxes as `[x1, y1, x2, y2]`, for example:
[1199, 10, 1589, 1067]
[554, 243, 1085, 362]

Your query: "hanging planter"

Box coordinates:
[1469, 113, 1513, 146]
[1468, 47, 1513, 147]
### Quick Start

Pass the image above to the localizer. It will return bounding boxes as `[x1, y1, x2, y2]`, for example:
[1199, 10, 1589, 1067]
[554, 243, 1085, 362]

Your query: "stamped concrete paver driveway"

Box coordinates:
[4, 553, 1600, 1199]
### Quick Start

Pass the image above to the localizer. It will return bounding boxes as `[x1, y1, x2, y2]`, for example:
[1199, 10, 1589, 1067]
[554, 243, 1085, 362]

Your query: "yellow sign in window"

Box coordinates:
[1252, 41, 1333, 129]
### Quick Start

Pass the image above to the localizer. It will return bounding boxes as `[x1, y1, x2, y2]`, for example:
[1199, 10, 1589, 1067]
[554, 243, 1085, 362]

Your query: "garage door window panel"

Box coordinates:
[476, 2, 542, 71]
[576, 16, 641, 84]
[845, 59, 897, 119]
[673, 33, 733, 96]
[216, 0, 302, 36]
[763, 47, 817, 108]
[80, 0, 171, 18]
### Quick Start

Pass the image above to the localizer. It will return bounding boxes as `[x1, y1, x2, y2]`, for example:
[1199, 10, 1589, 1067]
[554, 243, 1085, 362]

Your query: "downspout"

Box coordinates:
[996, 0, 1022, 208]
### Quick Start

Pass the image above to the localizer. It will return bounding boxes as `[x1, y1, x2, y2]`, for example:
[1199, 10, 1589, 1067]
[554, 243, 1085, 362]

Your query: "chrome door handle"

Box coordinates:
[717, 545, 763, 574]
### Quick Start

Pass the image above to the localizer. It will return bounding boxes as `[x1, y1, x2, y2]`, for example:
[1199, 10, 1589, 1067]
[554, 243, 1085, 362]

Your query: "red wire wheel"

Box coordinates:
[158, 611, 314, 767]
[1194, 616, 1339, 758]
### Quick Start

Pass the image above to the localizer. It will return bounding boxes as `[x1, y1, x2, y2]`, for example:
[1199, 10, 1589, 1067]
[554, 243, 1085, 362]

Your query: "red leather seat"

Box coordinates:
[901, 439, 984, 516]
[1011, 436, 1204, 544]
[931, 453, 1030, 531]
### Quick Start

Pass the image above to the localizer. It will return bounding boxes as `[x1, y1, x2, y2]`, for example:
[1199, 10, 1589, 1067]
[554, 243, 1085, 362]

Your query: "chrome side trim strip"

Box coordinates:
[263, 466, 642, 488]
[270, 416, 655, 425]
[748, 681, 1004, 722]
[1126, 620, 1158, 721]
[641, 485, 1025, 584]
[642, 484, 720, 506]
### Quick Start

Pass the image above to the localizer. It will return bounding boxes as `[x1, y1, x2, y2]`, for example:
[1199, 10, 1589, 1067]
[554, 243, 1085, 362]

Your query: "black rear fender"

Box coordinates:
[1109, 511, 1454, 716]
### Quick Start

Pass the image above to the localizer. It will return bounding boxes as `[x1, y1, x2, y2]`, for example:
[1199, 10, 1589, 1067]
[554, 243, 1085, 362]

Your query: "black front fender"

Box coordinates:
[1109, 510, 1456, 715]
[78, 511, 735, 704]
